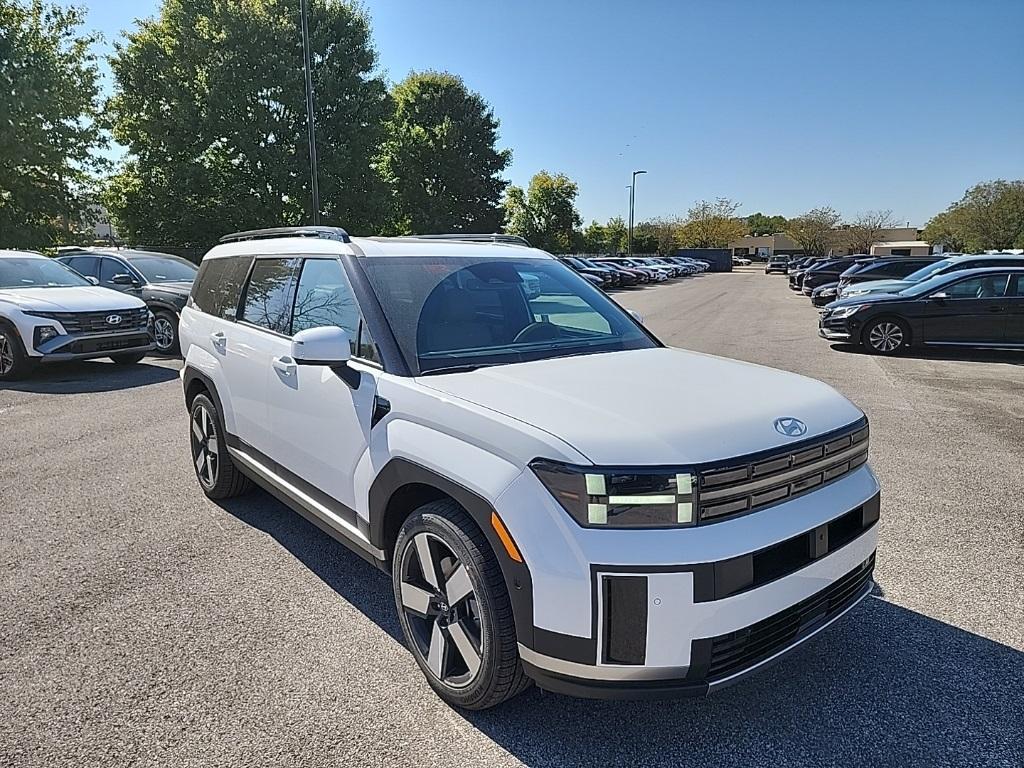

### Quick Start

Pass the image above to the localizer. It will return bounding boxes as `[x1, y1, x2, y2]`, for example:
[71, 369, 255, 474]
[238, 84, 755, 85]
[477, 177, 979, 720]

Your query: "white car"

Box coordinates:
[179, 227, 880, 709]
[0, 250, 154, 380]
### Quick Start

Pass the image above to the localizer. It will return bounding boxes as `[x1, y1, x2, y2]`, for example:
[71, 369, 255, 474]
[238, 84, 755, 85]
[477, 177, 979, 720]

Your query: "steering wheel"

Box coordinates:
[513, 322, 563, 343]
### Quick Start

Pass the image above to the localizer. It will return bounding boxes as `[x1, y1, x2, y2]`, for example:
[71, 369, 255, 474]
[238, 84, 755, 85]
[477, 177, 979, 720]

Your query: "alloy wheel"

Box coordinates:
[868, 321, 904, 352]
[0, 334, 13, 376]
[399, 532, 482, 688]
[190, 404, 219, 488]
[153, 317, 175, 351]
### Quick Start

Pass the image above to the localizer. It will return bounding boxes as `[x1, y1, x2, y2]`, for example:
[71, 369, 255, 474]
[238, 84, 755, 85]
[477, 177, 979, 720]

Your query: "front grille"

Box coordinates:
[703, 554, 875, 682]
[66, 333, 150, 354]
[28, 308, 149, 334]
[696, 421, 869, 523]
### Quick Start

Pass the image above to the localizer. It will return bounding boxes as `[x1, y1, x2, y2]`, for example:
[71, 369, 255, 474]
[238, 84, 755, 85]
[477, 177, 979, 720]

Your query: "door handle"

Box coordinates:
[210, 331, 227, 350]
[272, 355, 296, 376]
[987, 306, 1004, 313]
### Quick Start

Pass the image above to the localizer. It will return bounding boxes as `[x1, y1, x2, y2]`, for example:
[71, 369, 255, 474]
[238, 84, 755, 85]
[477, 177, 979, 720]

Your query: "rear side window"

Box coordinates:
[64, 256, 98, 278]
[191, 255, 254, 319]
[240, 258, 302, 333]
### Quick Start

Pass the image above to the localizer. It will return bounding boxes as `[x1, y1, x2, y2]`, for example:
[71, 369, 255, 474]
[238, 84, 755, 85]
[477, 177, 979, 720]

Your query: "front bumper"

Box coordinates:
[819, 313, 860, 342]
[34, 331, 155, 362]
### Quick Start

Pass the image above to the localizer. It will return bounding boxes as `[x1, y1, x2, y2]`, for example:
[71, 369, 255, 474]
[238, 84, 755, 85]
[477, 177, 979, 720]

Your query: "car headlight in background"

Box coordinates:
[819, 287, 837, 296]
[33, 325, 59, 348]
[530, 459, 695, 528]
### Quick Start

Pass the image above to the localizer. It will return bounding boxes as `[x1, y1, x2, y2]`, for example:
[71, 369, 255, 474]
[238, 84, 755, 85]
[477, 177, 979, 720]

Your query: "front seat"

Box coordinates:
[418, 288, 493, 353]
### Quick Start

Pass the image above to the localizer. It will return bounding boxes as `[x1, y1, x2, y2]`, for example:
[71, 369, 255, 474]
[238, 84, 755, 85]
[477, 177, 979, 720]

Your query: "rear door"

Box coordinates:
[267, 257, 378, 513]
[1003, 275, 1024, 344]
[920, 273, 1011, 344]
[60, 255, 99, 280]
[226, 257, 302, 454]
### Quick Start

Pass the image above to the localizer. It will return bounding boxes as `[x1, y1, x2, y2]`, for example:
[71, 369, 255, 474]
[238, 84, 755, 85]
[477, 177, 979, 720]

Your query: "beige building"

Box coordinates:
[731, 227, 928, 259]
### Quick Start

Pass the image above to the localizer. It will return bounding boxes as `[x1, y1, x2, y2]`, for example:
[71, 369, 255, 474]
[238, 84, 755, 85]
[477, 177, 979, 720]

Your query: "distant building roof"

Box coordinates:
[873, 240, 930, 248]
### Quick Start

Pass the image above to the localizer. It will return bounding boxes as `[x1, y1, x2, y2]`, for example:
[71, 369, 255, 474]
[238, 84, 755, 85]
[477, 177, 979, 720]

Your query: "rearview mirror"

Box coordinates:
[291, 326, 351, 365]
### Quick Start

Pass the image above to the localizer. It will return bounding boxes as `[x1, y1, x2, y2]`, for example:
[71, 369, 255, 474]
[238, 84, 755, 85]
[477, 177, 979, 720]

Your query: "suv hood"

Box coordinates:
[0, 286, 147, 312]
[418, 347, 864, 465]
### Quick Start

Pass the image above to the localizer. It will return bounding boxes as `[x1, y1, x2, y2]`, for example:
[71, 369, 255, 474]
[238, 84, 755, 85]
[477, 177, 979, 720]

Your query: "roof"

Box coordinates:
[872, 241, 930, 248]
[203, 235, 553, 261]
[55, 246, 176, 259]
[0, 249, 45, 259]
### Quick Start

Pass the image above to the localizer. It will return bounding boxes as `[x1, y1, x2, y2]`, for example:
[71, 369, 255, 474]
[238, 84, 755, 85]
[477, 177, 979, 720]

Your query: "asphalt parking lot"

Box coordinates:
[1, 270, 1021, 768]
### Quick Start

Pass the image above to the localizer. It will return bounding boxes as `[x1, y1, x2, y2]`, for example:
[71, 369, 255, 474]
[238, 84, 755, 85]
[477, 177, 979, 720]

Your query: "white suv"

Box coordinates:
[179, 227, 880, 709]
[0, 250, 154, 381]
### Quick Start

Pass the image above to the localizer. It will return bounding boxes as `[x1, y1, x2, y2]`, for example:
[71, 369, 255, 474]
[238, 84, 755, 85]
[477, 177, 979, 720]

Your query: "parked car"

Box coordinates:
[57, 247, 198, 354]
[788, 258, 826, 291]
[594, 260, 642, 286]
[838, 254, 1024, 300]
[811, 282, 842, 307]
[614, 258, 667, 282]
[180, 226, 880, 709]
[561, 256, 616, 288]
[820, 267, 1024, 354]
[0, 250, 154, 380]
[801, 257, 863, 295]
[765, 256, 789, 274]
[835, 256, 944, 295]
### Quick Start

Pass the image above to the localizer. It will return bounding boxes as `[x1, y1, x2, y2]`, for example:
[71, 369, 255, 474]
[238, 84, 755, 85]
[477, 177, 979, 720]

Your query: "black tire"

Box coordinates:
[862, 316, 910, 355]
[0, 324, 34, 381]
[189, 393, 252, 499]
[152, 310, 180, 355]
[392, 499, 530, 710]
[110, 351, 147, 365]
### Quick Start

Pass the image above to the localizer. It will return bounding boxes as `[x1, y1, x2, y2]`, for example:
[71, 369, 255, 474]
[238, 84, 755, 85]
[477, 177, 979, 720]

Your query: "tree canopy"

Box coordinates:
[677, 198, 746, 248]
[843, 209, 898, 254]
[786, 207, 843, 257]
[922, 180, 1024, 252]
[380, 71, 510, 235]
[745, 212, 788, 237]
[504, 171, 582, 253]
[106, 0, 390, 247]
[0, 0, 105, 248]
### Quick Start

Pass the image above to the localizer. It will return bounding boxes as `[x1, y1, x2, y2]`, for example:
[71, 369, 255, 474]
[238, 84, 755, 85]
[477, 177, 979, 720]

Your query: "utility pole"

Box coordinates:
[300, 0, 320, 224]
[628, 169, 647, 255]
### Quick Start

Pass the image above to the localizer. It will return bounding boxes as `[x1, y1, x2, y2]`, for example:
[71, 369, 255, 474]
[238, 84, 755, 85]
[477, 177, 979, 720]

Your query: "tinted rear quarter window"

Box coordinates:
[191, 255, 254, 319]
[240, 258, 302, 333]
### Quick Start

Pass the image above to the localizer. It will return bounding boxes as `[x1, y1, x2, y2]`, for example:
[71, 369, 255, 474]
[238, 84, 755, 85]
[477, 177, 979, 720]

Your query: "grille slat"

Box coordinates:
[696, 422, 869, 524]
[702, 554, 875, 681]
[29, 308, 149, 335]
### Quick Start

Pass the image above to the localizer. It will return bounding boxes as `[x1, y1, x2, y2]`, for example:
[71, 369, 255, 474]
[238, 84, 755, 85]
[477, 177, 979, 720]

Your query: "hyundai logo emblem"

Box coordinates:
[774, 417, 807, 437]
[105, 314, 122, 326]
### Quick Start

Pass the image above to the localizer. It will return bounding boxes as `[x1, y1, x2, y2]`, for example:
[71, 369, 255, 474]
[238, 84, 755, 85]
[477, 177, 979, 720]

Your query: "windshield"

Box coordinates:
[128, 254, 198, 283]
[897, 272, 964, 297]
[0, 257, 91, 289]
[904, 258, 954, 282]
[360, 256, 657, 374]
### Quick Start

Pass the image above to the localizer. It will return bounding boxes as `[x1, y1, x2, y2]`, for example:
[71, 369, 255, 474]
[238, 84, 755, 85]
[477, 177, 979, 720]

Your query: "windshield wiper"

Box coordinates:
[419, 363, 492, 376]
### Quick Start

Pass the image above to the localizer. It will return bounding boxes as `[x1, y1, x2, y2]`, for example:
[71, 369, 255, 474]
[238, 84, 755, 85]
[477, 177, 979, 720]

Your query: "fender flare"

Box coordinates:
[368, 458, 535, 649]
[181, 365, 225, 418]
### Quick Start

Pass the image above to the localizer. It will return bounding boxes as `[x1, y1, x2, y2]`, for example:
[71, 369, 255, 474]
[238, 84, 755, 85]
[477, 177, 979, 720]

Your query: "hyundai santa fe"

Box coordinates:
[179, 227, 880, 709]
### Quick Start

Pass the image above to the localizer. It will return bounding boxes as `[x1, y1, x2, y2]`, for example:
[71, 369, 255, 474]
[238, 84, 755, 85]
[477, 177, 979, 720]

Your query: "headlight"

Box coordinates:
[530, 459, 695, 528]
[844, 289, 869, 297]
[830, 304, 870, 319]
[33, 325, 59, 347]
[820, 287, 837, 296]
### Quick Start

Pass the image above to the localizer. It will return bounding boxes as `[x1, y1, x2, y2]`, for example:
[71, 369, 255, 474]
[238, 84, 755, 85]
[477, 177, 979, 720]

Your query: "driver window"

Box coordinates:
[99, 258, 130, 285]
[945, 275, 1008, 299]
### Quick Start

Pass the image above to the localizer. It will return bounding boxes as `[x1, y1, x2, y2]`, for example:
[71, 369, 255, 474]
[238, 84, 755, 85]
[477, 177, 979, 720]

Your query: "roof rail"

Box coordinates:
[402, 233, 532, 247]
[218, 226, 350, 244]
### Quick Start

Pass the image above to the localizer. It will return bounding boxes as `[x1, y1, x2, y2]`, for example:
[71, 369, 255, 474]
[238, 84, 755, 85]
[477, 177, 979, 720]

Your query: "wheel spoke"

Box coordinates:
[414, 534, 440, 589]
[195, 449, 206, 473]
[201, 408, 209, 438]
[426, 619, 447, 679]
[192, 418, 204, 442]
[447, 620, 481, 679]
[205, 453, 214, 483]
[206, 436, 219, 455]
[445, 563, 473, 606]
[400, 582, 433, 618]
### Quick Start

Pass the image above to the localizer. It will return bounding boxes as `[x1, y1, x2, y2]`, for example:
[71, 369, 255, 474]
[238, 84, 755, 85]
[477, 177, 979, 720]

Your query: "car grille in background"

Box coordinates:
[702, 554, 875, 682]
[27, 308, 149, 334]
[696, 421, 869, 523]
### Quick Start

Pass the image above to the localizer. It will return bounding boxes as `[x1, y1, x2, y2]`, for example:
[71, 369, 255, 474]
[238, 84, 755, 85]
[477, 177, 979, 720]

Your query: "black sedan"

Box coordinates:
[819, 267, 1024, 354]
[57, 248, 197, 354]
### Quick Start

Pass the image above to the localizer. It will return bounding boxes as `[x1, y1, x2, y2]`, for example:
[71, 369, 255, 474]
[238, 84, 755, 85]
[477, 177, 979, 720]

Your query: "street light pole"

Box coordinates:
[300, 0, 321, 225]
[629, 169, 647, 255]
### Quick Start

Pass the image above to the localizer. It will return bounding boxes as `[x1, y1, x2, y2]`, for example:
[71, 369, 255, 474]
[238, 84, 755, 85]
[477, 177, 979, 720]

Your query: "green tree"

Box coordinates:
[504, 171, 582, 253]
[380, 71, 510, 234]
[843, 209, 899, 254]
[107, 0, 390, 247]
[604, 216, 627, 253]
[923, 180, 1024, 252]
[579, 220, 608, 253]
[678, 198, 746, 248]
[0, 0, 105, 248]
[786, 206, 843, 257]
[745, 212, 788, 236]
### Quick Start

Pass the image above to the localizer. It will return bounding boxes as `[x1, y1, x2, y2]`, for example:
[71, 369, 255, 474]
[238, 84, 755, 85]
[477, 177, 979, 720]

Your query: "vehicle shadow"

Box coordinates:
[1, 359, 180, 394]
[217, 489, 1023, 768]
[829, 342, 1024, 365]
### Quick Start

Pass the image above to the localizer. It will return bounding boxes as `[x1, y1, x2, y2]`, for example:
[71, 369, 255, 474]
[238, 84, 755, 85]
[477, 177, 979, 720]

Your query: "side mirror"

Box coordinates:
[291, 326, 351, 365]
[930, 291, 949, 301]
[85, 276, 99, 286]
[628, 309, 644, 324]
[111, 273, 136, 286]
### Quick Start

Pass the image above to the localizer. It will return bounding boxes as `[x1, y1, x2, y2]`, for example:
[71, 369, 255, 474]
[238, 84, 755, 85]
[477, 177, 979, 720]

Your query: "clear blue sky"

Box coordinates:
[78, 0, 1024, 227]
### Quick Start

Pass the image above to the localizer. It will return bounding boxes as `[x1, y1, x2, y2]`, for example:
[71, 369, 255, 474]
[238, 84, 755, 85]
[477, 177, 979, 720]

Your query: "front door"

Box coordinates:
[266, 257, 378, 514]
[1003, 275, 1024, 344]
[98, 256, 144, 299]
[920, 274, 1010, 344]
